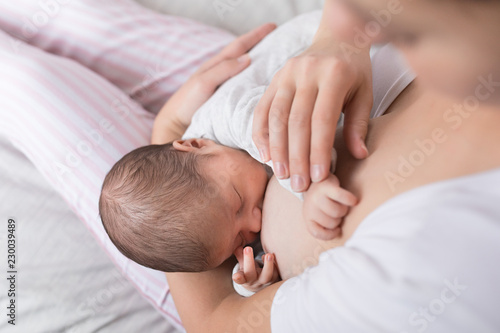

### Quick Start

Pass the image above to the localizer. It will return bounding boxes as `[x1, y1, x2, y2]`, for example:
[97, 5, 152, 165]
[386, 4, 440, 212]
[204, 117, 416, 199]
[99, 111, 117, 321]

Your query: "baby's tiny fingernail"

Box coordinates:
[244, 247, 252, 254]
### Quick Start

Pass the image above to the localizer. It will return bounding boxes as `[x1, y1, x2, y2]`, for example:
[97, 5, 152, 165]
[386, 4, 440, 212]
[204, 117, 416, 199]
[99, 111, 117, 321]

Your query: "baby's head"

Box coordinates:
[99, 138, 269, 272]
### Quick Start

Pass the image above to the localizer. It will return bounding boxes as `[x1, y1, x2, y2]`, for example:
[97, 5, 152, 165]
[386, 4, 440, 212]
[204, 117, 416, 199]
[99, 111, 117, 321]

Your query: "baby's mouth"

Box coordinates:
[242, 232, 260, 248]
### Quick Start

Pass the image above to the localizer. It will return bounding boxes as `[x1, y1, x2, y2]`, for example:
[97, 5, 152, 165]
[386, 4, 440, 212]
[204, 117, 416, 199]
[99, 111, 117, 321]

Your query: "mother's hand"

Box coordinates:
[152, 23, 277, 144]
[252, 23, 373, 193]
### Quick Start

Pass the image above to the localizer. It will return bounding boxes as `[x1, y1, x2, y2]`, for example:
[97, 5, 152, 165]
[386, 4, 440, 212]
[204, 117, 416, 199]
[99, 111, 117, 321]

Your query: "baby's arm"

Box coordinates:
[232, 247, 280, 296]
[303, 173, 358, 240]
[150, 23, 276, 145]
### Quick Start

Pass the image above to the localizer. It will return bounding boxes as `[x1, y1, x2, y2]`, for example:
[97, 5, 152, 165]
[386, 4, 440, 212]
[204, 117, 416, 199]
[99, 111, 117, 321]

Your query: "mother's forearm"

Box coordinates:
[166, 258, 283, 332]
[165, 259, 236, 331]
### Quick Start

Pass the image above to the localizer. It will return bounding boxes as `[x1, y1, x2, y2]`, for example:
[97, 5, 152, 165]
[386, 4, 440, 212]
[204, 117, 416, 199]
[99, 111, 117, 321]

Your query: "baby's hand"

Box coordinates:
[233, 247, 280, 293]
[303, 173, 358, 240]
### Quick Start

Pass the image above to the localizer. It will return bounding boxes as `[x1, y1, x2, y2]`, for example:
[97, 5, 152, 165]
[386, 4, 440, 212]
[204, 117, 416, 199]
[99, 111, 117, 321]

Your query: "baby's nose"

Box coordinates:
[248, 206, 262, 232]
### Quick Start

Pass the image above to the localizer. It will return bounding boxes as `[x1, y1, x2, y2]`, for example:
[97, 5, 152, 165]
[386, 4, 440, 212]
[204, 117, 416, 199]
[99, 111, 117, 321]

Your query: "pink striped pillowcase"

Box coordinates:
[0, 0, 235, 330]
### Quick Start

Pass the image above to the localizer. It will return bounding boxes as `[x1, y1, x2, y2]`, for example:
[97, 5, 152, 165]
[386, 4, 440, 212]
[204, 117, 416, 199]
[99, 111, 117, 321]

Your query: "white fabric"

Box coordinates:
[183, 11, 322, 201]
[232, 251, 265, 297]
[232, 263, 258, 298]
[183, 12, 416, 201]
[0, 0, 324, 332]
[370, 44, 415, 118]
[136, 0, 324, 36]
[271, 167, 500, 332]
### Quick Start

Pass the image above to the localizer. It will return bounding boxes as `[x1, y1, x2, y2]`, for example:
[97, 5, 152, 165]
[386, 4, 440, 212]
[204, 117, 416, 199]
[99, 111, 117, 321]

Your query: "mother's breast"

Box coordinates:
[260, 116, 399, 280]
[261, 176, 343, 280]
[259, 87, 418, 280]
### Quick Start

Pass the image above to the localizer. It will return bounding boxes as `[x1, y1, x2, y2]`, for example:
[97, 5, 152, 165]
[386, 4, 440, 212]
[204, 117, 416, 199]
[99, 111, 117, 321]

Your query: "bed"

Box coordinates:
[0, 0, 323, 332]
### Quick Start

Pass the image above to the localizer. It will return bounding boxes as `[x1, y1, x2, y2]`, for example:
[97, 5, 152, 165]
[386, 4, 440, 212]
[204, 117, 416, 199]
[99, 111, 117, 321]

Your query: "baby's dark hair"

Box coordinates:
[99, 143, 220, 272]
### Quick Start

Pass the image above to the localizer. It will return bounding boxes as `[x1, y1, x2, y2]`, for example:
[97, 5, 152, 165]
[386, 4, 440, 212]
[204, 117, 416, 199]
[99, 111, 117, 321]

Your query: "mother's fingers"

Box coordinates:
[342, 83, 372, 159]
[197, 23, 276, 74]
[222, 23, 277, 57]
[196, 54, 251, 93]
[268, 87, 295, 179]
[309, 82, 347, 183]
[288, 86, 317, 192]
[252, 80, 277, 162]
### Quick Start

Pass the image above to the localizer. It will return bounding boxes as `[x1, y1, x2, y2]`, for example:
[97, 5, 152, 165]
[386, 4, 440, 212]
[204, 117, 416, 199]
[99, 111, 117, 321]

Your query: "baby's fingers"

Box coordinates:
[258, 254, 277, 285]
[321, 195, 350, 222]
[243, 247, 258, 283]
[307, 220, 342, 241]
[324, 184, 358, 207]
[309, 202, 344, 230]
[232, 270, 247, 284]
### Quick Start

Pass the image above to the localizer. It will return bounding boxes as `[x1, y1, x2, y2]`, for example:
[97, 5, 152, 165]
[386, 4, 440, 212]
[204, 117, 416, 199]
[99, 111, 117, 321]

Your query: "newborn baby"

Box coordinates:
[99, 136, 352, 294]
[99, 138, 269, 273]
[99, 11, 357, 293]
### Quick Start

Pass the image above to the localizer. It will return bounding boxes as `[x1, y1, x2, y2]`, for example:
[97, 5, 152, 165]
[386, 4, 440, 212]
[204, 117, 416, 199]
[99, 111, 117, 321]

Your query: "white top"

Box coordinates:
[271, 167, 500, 332]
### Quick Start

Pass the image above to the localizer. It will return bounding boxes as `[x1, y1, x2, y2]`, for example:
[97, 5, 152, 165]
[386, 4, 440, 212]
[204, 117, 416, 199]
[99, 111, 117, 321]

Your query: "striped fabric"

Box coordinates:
[0, 0, 235, 329]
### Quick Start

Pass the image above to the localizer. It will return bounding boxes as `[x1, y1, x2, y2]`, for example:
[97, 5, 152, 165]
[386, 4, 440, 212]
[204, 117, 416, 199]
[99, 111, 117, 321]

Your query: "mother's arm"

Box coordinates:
[166, 261, 283, 332]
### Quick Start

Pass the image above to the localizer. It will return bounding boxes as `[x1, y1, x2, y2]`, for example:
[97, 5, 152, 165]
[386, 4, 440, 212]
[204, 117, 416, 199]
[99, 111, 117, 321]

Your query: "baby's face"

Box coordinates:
[174, 139, 270, 268]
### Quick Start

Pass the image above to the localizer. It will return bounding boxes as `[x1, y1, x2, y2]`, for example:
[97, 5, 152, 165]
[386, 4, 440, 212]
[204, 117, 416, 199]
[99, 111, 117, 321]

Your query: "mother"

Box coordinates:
[166, 0, 500, 332]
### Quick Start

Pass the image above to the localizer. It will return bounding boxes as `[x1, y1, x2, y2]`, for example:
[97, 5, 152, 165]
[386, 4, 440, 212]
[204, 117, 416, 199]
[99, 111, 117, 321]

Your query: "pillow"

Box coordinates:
[0, 1, 235, 330]
[0, 3, 327, 331]
[135, 0, 324, 35]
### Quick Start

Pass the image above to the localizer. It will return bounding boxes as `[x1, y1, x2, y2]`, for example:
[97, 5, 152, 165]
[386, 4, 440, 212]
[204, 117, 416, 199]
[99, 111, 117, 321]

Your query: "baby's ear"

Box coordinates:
[172, 138, 214, 151]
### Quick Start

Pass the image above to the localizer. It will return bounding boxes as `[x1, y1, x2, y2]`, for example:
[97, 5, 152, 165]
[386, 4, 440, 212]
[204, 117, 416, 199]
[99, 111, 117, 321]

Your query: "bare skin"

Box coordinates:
[262, 80, 500, 279]
[166, 0, 500, 330]
[168, 79, 500, 333]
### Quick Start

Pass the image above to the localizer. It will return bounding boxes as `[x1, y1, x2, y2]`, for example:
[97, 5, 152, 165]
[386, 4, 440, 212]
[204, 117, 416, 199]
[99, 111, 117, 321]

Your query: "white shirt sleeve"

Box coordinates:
[271, 168, 500, 333]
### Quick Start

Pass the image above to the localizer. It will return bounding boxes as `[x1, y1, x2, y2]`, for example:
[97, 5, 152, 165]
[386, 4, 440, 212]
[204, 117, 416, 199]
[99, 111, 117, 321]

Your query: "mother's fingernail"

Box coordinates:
[259, 147, 269, 162]
[274, 162, 285, 179]
[311, 165, 323, 182]
[291, 175, 305, 192]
